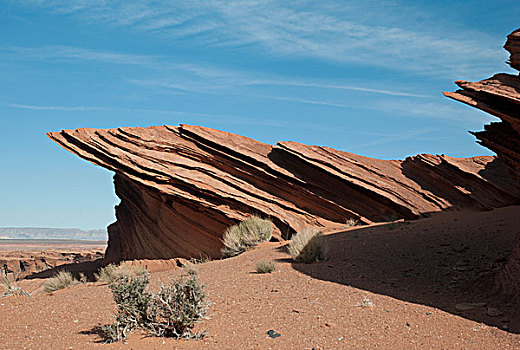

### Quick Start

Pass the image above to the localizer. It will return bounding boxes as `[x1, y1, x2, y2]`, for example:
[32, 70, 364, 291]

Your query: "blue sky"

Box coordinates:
[1, 1, 518, 230]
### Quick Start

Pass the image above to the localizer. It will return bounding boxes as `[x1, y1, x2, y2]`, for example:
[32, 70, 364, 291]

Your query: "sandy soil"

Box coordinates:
[1, 207, 519, 349]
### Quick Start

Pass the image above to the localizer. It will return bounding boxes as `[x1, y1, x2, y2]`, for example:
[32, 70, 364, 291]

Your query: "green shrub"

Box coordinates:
[288, 227, 327, 263]
[43, 271, 77, 293]
[255, 260, 275, 274]
[221, 216, 273, 257]
[100, 273, 207, 343]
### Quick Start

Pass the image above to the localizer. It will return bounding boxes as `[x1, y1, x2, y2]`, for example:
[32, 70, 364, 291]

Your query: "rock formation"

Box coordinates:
[444, 28, 520, 300]
[48, 124, 520, 264]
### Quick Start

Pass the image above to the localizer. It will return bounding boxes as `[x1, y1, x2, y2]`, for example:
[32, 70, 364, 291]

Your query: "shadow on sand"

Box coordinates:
[289, 208, 520, 333]
[24, 259, 103, 282]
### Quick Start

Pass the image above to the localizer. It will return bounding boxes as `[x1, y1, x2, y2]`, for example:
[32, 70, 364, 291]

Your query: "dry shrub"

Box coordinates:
[0, 269, 30, 298]
[221, 216, 273, 257]
[43, 271, 77, 293]
[78, 273, 88, 284]
[344, 218, 359, 229]
[99, 272, 207, 343]
[255, 260, 275, 274]
[147, 274, 207, 339]
[288, 227, 328, 263]
[95, 263, 147, 284]
[183, 262, 199, 276]
[100, 272, 151, 343]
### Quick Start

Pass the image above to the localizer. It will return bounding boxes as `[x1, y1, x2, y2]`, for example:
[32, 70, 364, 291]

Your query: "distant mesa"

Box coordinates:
[0, 227, 107, 241]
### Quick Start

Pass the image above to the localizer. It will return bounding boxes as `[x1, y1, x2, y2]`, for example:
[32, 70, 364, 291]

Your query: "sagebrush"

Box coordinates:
[100, 272, 151, 342]
[221, 216, 273, 257]
[147, 275, 207, 338]
[43, 271, 77, 293]
[100, 272, 207, 343]
[288, 227, 327, 263]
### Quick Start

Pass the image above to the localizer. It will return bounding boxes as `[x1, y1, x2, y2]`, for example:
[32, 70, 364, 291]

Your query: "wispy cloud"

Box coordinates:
[250, 95, 350, 108]
[2, 44, 429, 98]
[3, 102, 343, 132]
[0, 46, 158, 67]
[6, 103, 111, 111]
[355, 128, 441, 150]
[253, 81, 431, 98]
[4, 42, 491, 123]
[13, 0, 508, 78]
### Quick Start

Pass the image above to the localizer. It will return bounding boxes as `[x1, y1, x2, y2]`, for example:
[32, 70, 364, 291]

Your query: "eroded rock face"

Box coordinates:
[505, 28, 520, 71]
[445, 28, 520, 300]
[0, 249, 104, 279]
[48, 124, 520, 264]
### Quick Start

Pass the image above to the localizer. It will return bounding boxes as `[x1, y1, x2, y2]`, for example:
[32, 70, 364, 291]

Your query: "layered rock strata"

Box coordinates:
[445, 28, 520, 299]
[48, 125, 520, 264]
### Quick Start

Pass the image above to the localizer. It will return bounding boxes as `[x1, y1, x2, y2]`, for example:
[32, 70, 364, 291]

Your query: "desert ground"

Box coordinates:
[1, 206, 519, 349]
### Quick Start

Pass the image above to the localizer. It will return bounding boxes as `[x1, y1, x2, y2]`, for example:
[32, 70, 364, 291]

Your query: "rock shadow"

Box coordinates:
[24, 259, 103, 282]
[291, 210, 520, 333]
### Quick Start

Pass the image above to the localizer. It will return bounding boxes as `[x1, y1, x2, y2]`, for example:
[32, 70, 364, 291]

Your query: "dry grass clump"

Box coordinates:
[95, 263, 147, 284]
[344, 218, 359, 229]
[95, 264, 118, 283]
[0, 269, 31, 298]
[182, 256, 209, 276]
[78, 272, 88, 283]
[221, 216, 273, 257]
[288, 227, 328, 263]
[183, 261, 199, 276]
[99, 272, 207, 343]
[255, 260, 275, 274]
[357, 297, 375, 308]
[43, 271, 77, 293]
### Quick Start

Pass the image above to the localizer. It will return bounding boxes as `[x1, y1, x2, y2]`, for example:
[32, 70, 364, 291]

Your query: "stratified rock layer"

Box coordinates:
[505, 28, 520, 71]
[445, 28, 520, 300]
[48, 124, 520, 264]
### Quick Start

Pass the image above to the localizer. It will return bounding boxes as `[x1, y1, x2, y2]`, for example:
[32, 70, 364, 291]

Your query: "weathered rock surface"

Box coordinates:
[48, 124, 520, 264]
[505, 28, 520, 71]
[445, 28, 520, 300]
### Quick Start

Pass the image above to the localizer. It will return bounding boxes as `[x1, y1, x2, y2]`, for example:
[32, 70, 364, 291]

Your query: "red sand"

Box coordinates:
[1, 207, 519, 349]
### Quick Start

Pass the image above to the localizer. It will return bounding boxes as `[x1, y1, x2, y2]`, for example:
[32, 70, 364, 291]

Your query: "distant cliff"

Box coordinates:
[0, 228, 107, 241]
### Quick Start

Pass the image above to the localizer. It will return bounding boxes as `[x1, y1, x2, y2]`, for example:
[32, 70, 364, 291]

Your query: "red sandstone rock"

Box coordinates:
[505, 28, 520, 71]
[444, 28, 520, 300]
[47, 124, 520, 264]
